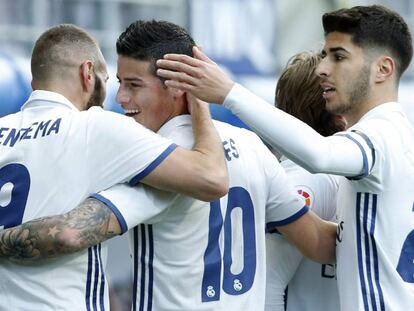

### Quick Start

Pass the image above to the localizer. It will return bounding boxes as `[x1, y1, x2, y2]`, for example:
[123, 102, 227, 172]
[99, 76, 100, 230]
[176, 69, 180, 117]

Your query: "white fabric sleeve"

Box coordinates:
[223, 84, 374, 178]
[85, 108, 177, 192]
[260, 145, 309, 229]
[265, 233, 303, 311]
[294, 175, 339, 222]
[90, 183, 177, 234]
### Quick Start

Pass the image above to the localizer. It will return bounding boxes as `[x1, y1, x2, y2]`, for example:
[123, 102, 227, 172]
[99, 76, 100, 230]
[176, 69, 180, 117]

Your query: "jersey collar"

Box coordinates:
[157, 114, 192, 136]
[21, 90, 78, 111]
[358, 101, 401, 122]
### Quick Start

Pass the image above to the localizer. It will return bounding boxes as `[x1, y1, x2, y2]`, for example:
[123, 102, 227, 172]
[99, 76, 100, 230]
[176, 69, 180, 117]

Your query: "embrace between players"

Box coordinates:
[0, 4, 413, 311]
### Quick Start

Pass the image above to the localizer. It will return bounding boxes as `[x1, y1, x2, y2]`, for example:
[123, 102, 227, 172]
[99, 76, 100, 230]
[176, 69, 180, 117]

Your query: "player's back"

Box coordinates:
[285, 159, 339, 311]
[129, 115, 305, 311]
[265, 158, 339, 311]
[0, 91, 172, 310]
[0, 93, 108, 310]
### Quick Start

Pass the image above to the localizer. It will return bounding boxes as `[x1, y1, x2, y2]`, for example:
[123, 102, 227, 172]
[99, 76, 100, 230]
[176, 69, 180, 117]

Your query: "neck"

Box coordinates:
[33, 80, 85, 111]
[345, 89, 397, 127]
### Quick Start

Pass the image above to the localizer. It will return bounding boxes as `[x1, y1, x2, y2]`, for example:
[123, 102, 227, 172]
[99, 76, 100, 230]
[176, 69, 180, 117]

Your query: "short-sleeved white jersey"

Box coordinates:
[96, 115, 307, 310]
[336, 103, 414, 311]
[223, 85, 414, 310]
[0, 91, 176, 311]
[265, 158, 339, 311]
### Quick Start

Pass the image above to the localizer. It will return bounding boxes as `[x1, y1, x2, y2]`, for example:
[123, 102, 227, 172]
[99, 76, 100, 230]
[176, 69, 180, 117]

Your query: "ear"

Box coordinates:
[80, 60, 94, 92]
[374, 56, 395, 83]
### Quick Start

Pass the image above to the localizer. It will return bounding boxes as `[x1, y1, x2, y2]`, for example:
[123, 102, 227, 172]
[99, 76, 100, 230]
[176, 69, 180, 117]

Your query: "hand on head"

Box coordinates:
[156, 46, 235, 105]
[186, 92, 209, 116]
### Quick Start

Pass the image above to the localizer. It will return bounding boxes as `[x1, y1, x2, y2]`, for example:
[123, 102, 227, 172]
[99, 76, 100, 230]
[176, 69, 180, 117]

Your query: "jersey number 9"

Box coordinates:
[0, 163, 30, 229]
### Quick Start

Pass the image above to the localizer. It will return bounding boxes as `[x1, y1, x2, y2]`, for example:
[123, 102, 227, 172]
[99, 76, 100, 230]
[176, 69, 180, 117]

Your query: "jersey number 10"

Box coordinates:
[201, 186, 256, 302]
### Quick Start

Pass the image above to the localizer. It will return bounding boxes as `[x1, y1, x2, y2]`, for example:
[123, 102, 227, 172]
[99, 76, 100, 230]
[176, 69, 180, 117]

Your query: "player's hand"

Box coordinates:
[156, 46, 234, 105]
[186, 93, 209, 116]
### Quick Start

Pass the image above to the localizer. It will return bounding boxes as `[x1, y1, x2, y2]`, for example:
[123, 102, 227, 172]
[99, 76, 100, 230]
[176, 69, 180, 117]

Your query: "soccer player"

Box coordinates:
[0, 20, 337, 310]
[265, 51, 343, 311]
[0, 24, 229, 311]
[156, 4, 414, 310]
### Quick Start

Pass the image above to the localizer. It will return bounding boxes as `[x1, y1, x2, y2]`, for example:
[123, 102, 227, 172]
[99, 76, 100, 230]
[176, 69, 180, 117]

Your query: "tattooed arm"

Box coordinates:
[0, 198, 121, 261]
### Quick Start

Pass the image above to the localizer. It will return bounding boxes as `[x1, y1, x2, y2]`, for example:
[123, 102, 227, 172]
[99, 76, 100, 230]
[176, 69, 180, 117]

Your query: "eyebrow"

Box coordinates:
[327, 47, 350, 54]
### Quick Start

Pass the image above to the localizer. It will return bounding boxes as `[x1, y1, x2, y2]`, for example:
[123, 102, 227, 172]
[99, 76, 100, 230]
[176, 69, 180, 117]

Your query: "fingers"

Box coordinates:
[193, 46, 214, 64]
[161, 53, 204, 67]
[187, 93, 208, 106]
[157, 68, 197, 86]
[186, 93, 209, 115]
[164, 79, 194, 92]
[186, 92, 197, 106]
[157, 58, 202, 78]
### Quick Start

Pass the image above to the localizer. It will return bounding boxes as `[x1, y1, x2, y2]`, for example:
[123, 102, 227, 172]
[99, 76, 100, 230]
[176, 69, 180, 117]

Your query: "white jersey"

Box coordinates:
[265, 158, 339, 311]
[96, 115, 307, 311]
[0, 90, 176, 311]
[223, 84, 414, 310]
[336, 103, 414, 311]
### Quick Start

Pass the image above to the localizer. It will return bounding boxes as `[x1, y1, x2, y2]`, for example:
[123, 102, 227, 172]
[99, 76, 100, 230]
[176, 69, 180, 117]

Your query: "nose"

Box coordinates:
[315, 57, 329, 78]
[116, 86, 130, 107]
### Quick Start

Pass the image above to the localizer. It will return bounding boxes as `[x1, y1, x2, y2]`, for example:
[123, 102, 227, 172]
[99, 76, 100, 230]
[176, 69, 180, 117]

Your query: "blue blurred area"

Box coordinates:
[0, 54, 31, 117]
[0, 55, 249, 130]
[209, 104, 250, 129]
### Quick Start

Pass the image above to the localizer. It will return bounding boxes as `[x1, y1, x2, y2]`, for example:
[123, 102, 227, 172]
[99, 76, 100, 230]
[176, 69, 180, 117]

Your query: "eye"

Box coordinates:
[334, 54, 345, 61]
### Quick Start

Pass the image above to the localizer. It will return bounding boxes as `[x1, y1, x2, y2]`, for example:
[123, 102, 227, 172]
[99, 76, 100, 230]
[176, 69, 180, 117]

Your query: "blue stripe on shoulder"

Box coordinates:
[90, 193, 128, 234]
[351, 130, 375, 166]
[129, 143, 178, 186]
[265, 205, 309, 231]
[336, 133, 369, 180]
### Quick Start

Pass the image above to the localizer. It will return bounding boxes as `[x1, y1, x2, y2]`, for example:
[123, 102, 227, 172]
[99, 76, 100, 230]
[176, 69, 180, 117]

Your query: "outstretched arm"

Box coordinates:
[0, 198, 120, 261]
[157, 47, 369, 177]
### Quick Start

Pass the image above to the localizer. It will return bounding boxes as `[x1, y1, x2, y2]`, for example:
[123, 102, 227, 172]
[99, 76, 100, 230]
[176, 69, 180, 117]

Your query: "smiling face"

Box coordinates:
[316, 32, 373, 118]
[116, 55, 184, 132]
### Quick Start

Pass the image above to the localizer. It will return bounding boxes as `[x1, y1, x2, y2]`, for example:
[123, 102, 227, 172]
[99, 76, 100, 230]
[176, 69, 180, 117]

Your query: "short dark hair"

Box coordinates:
[276, 51, 345, 136]
[31, 24, 101, 82]
[116, 20, 195, 75]
[322, 5, 413, 79]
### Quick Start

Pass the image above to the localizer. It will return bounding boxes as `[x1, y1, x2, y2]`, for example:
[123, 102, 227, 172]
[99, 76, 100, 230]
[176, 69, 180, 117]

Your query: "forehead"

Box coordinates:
[323, 32, 360, 54]
[117, 55, 153, 77]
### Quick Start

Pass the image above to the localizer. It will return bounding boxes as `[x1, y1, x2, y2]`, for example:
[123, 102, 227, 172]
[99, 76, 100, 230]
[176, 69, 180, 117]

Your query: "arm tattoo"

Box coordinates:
[0, 198, 119, 262]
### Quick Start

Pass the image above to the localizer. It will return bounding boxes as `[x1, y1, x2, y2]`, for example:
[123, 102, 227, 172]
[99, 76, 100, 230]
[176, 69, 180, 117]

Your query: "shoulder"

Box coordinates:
[350, 103, 409, 144]
[84, 107, 149, 135]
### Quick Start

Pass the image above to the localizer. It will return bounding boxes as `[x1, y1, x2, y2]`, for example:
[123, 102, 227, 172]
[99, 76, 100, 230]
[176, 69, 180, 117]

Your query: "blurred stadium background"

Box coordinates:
[1, 0, 413, 309]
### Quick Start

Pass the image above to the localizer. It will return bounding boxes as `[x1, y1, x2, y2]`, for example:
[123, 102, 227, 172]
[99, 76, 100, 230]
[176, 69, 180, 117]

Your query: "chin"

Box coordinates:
[133, 116, 142, 124]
